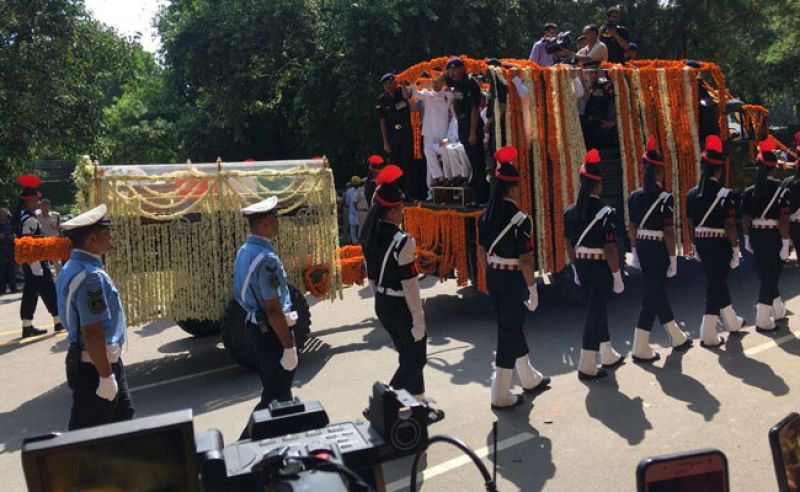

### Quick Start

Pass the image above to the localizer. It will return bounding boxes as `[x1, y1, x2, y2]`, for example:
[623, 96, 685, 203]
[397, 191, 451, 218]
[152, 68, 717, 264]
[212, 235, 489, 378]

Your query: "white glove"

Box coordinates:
[411, 324, 426, 342]
[612, 270, 624, 294]
[780, 239, 791, 260]
[280, 347, 298, 371]
[571, 264, 580, 286]
[730, 247, 741, 269]
[30, 261, 43, 277]
[666, 256, 677, 278]
[630, 247, 641, 270]
[744, 234, 753, 254]
[692, 245, 701, 263]
[525, 284, 539, 312]
[96, 374, 119, 401]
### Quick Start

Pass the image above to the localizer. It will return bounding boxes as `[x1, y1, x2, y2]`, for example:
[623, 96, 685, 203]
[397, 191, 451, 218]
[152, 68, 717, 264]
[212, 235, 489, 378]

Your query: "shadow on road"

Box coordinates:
[485, 411, 556, 491]
[637, 349, 721, 421]
[585, 375, 652, 445]
[716, 332, 789, 397]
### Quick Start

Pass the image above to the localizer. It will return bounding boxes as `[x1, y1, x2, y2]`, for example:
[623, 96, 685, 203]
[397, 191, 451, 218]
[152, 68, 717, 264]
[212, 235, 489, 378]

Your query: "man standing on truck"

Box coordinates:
[599, 6, 631, 64]
[234, 196, 299, 439]
[57, 204, 135, 430]
[445, 57, 488, 204]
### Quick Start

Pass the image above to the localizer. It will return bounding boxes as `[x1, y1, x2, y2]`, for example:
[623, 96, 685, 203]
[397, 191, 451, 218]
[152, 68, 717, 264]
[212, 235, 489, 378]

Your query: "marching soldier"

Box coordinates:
[360, 165, 428, 399]
[57, 204, 135, 430]
[686, 136, 745, 347]
[742, 139, 791, 333]
[564, 149, 625, 380]
[14, 174, 63, 338]
[627, 137, 692, 363]
[478, 146, 550, 410]
[781, 132, 800, 252]
[233, 196, 299, 438]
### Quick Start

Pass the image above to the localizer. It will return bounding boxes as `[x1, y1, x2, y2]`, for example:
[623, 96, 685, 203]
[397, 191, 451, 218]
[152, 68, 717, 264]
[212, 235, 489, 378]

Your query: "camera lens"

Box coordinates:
[390, 419, 422, 451]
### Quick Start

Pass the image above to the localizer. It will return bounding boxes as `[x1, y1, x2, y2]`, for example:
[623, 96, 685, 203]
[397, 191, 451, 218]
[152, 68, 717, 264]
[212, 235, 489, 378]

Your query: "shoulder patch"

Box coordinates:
[87, 289, 106, 315]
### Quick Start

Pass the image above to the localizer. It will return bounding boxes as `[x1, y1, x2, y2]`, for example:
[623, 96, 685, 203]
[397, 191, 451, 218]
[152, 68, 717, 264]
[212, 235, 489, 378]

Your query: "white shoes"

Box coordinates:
[632, 328, 660, 362]
[599, 341, 624, 368]
[756, 303, 777, 333]
[700, 314, 724, 347]
[578, 349, 607, 380]
[773, 297, 787, 321]
[719, 305, 745, 333]
[491, 368, 523, 409]
[664, 320, 692, 349]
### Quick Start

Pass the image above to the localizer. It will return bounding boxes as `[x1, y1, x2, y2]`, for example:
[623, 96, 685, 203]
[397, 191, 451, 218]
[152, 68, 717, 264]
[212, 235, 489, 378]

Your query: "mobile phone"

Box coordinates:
[637, 448, 728, 492]
[769, 412, 800, 492]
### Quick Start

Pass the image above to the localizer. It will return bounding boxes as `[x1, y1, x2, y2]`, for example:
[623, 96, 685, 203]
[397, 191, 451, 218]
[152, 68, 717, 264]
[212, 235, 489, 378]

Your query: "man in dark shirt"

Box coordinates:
[377, 73, 424, 201]
[445, 57, 488, 204]
[600, 5, 631, 64]
[0, 208, 16, 294]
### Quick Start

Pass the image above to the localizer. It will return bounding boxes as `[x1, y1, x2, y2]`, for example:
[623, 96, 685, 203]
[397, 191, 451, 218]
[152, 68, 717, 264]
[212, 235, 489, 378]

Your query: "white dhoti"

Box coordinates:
[441, 143, 472, 180]
[423, 136, 445, 187]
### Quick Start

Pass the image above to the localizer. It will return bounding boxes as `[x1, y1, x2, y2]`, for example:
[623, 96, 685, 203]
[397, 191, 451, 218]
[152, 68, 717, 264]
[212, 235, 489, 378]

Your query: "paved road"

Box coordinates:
[1, 257, 800, 491]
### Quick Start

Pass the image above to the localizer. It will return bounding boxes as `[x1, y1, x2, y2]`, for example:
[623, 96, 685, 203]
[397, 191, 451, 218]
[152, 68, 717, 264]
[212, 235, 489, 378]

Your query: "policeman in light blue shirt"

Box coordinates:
[56, 204, 134, 430]
[233, 196, 297, 438]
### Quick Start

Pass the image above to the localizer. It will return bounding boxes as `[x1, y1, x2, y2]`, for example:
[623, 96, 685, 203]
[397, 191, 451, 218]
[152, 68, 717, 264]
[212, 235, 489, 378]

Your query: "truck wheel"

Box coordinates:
[220, 299, 257, 370]
[288, 283, 312, 351]
[176, 318, 221, 337]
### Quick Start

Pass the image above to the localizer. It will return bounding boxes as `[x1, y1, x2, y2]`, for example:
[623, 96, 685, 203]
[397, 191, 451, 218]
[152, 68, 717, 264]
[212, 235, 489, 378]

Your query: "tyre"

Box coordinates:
[176, 318, 221, 337]
[220, 299, 257, 370]
[288, 283, 312, 351]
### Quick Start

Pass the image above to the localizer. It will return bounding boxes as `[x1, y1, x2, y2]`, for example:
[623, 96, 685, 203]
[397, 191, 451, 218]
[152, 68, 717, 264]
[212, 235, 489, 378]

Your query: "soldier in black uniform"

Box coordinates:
[627, 137, 692, 362]
[376, 73, 423, 200]
[780, 132, 800, 254]
[564, 149, 625, 380]
[360, 165, 428, 398]
[365, 154, 385, 206]
[686, 135, 745, 347]
[445, 57, 488, 204]
[478, 146, 551, 410]
[742, 139, 791, 333]
[13, 175, 63, 338]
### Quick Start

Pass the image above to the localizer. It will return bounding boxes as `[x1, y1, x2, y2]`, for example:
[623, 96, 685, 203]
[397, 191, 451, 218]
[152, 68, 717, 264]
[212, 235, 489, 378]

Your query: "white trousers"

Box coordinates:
[423, 136, 445, 186]
[441, 144, 471, 179]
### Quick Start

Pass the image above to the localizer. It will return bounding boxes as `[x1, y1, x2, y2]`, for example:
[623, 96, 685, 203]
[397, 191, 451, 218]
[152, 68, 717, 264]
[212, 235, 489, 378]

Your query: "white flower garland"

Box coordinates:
[549, 68, 569, 213]
[525, 68, 547, 271]
[657, 69, 683, 254]
[683, 67, 702, 175]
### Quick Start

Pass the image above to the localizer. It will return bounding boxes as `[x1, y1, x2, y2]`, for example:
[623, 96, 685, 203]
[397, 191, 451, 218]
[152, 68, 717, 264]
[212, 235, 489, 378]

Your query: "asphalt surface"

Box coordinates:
[1, 255, 800, 491]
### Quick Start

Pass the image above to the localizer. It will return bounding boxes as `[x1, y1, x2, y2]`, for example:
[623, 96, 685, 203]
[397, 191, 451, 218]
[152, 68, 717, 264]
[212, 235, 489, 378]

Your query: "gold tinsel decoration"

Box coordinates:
[76, 159, 341, 326]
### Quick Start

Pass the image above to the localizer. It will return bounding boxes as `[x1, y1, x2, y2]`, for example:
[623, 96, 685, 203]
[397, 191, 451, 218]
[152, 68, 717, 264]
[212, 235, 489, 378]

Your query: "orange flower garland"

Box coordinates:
[337, 245, 366, 286]
[303, 264, 331, 298]
[14, 236, 72, 264]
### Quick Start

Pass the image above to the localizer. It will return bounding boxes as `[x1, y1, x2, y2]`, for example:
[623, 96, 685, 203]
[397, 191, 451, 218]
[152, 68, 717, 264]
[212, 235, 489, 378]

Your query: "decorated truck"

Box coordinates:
[65, 57, 790, 370]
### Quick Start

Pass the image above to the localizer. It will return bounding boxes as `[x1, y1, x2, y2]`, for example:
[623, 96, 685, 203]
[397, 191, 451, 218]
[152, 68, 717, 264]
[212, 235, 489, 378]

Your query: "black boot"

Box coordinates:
[22, 326, 47, 338]
[54, 322, 65, 332]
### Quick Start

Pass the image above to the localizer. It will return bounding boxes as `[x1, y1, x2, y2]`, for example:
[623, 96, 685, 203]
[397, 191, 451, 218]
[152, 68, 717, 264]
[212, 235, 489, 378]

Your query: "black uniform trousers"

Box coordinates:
[696, 237, 732, 315]
[388, 128, 424, 201]
[68, 359, 135, 430]
[375, 293, 426, 395]
[576, 259, 612, 351]
[790, 223, 800, 260]
[20, 263, 58, 320]
[240, 322, 296, 439]
[636, 239, 675, 330]
[457, 116, 488, 204]
[487, 268, 529, 368]
[751, 229, 782, 305]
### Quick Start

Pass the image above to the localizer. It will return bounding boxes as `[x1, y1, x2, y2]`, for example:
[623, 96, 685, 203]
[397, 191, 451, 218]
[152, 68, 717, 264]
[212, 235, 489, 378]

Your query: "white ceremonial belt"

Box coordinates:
[751, 219, 778, 229]
[487, 255, 521, 271]
[636, 229, 664, 240]
[376, 286, 405, 297]
[81, 344, 121, 364]
[694, 227, 726, 238]
[575, 246, 605, 260]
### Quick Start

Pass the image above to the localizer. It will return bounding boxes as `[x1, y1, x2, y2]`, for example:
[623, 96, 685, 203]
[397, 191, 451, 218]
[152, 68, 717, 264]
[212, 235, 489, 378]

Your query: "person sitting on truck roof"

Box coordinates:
[574, 25, 608, 65]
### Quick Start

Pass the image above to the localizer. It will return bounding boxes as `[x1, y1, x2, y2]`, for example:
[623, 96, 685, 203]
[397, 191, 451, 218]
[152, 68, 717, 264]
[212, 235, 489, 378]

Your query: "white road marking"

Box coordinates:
[385, 432, 536, 492]
[744, 327, 800, 356]
[130, 364, 240, 393]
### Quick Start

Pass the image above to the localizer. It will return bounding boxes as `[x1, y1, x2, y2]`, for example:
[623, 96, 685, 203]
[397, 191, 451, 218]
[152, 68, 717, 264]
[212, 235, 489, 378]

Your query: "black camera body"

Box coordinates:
[545, 30, 573, 54]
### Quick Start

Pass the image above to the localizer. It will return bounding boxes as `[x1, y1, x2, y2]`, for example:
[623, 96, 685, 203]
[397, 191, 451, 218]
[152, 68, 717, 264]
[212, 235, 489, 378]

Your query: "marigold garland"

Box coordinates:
[14, 236, 73, 264]
[303, 265, 331, 298]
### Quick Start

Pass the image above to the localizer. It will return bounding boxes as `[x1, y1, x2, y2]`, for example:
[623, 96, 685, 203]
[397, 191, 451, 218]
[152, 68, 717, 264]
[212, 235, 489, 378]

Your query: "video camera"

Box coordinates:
[544, 30, 573, 54]
[21, 382, 444, 492]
